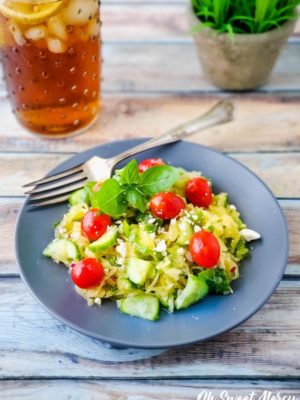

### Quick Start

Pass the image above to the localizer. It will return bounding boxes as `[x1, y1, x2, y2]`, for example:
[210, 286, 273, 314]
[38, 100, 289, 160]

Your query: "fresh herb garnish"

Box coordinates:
[92, 178, 127, 217]
[138, 165, 180, 196]
[92, 159, 179, 217]
[198, 268, 232, 295]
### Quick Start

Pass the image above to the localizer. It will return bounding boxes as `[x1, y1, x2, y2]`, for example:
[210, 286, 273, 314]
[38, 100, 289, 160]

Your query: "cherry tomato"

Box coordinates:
[71, 258, 105, 289]
[189, 231, 220, 268]
[150, 192, 186, 219]
[185, 177, 212, 208]
[138, 158, 165, 173]
[81, 208, 112, 242]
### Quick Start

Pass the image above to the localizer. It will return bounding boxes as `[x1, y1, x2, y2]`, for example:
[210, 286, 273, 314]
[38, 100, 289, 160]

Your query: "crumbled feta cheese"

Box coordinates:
[240, 228, 261, 242]
[194, 225, 201, 232]
[191, 214, 198, 221]
[177, 247, 185, 255]
[94, 297, 101, 305]
[115, 220, 122, 225]
[179, 222, 189, 230]
[150, 232, 156, 239]
[116, 240, 127, 257]
[148, 217, 156, 224]
[116, 257, 125, 266]
[57, 226, 67, 234]
[155, 240, 167, 253]
[229, 204, 237, 211]
[185, 251, 193, 262]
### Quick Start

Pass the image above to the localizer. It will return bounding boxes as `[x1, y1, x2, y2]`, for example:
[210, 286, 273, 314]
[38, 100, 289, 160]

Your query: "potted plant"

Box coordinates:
[189, 0, 299, 90]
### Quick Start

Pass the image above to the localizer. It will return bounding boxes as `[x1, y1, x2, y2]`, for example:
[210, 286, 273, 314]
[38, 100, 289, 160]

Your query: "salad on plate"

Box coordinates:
[43, 158, 260, 321]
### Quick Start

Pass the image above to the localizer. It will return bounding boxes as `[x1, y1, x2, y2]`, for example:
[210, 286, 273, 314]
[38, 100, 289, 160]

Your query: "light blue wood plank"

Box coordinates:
[0, 380, 300, 400]
[0, 280, 299, 378]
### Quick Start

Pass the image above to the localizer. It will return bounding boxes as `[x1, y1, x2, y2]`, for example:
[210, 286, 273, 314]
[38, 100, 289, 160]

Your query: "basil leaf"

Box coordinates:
[119, 159, 139, 185]
[126, 189, 148, 212]
[92, 178, 127, 217]
[138, 166, 179, 196]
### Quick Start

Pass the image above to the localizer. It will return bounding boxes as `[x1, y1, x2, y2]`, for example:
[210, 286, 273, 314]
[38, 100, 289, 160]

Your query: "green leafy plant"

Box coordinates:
[191, 0, 299, 34]
[92, 160, 179, 217]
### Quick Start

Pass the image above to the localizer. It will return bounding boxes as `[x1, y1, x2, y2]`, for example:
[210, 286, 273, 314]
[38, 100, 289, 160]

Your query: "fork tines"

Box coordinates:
[25, 163, 87, 207]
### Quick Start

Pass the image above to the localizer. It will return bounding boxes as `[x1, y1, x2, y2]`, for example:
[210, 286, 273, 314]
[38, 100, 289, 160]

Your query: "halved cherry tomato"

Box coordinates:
[150, 192, 186, 219]
[189, 230, 220, 268]
[81, 208, 112, 242]
[138, 158, 165, 173]
[71, 258, 105, 289]
[185, 177, 212, 208]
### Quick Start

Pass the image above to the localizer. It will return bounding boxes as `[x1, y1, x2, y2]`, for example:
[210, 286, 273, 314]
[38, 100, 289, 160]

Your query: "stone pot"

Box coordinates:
[188, 8, 296, 90]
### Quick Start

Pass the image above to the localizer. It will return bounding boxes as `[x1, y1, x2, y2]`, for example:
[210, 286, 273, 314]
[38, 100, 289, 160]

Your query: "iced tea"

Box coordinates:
[0, 0, 101, 137]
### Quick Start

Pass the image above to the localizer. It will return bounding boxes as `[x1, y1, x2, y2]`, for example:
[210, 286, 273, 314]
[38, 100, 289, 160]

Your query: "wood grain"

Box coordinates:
[0, 279, 299, 378]
[102, 42, 300, 92]
[1, 151, 300, 197]
[0, 198, 299, 275]
[101, 2, 300, 42]
[0, 96, 299, 153]
[0, 379, 299, 400]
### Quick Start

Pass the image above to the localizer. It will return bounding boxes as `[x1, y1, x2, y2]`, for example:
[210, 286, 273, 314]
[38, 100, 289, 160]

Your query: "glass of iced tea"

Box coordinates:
[0, 0, 101, 137]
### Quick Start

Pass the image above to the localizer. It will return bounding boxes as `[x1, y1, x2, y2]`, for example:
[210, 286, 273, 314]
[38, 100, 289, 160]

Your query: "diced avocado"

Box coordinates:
[177, 221, 193, 245]
[127, 257, 154, 285]
[118, 294, 160, 321]
[175, 275, 208, 310]
[88, 226, 119, 253]
[43, 239, 79, 265]
[68, 188, 87, 206]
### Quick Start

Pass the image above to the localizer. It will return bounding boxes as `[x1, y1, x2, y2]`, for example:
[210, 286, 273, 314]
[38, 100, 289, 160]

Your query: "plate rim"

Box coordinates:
[14, 139, 289, 349]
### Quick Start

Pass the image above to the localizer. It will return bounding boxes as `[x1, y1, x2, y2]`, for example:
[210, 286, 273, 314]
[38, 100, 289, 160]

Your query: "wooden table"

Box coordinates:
[1, 0, 300, 398]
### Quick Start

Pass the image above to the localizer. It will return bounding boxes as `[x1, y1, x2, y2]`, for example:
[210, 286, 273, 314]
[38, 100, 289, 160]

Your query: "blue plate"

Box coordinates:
[15, 139, 289, 348]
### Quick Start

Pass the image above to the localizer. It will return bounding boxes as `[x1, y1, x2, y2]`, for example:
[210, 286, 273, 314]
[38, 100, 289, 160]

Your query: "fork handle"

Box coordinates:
[108, 100, 234, 167]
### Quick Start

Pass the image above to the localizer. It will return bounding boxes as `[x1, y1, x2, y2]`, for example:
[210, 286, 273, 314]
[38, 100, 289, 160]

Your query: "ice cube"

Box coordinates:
[47, 16, 67, 40]
[60, 0, 99, 26]
[24, 25, 47, 41]
[9, 23, 26, 46]
[47, 37, 67, 53]
[87, 16, 100, 37]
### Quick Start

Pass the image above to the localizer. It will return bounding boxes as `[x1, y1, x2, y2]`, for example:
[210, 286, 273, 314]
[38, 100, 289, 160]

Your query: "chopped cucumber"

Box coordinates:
[88, 226, 119, 253]
[174, 168, 190, 190]
[127, 258, 154, 285]
[68, 188, 87, 206]
[177, 220, 193, 245]
[158, 293, 175, 313]
[134, 229, 155, 257]
[118, 294, 160, 321]
[67, 204, 88, 221]
[117, 276, 136, 295]
[43, 239, 79, 265]
[175, 275, 208, 310]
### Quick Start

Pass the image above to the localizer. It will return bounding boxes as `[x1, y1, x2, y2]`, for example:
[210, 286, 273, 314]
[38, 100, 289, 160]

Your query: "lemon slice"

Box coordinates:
[0, 0, 68, 25]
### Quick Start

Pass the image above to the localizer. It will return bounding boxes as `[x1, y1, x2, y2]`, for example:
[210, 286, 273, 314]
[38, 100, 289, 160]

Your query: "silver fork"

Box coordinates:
[24, 100, 234, 207]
